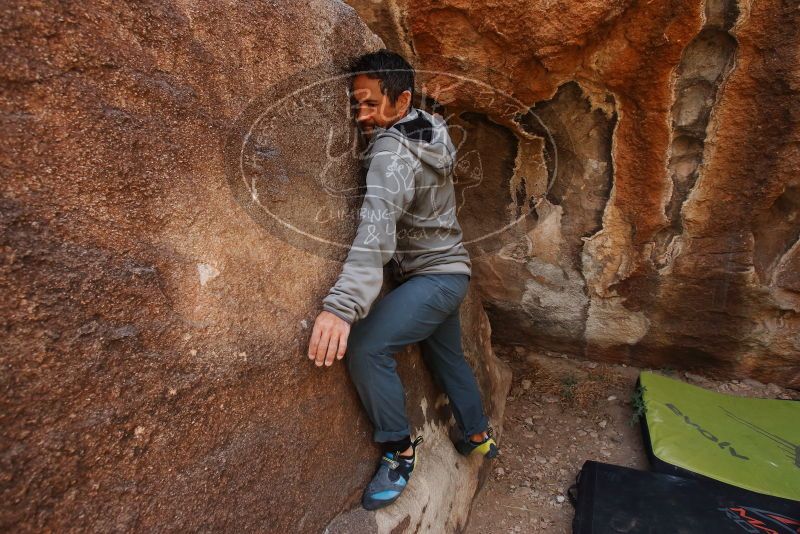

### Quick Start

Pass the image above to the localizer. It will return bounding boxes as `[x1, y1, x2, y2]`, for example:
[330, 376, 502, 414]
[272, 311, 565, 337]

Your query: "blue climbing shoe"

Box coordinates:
[362, 436, 423, 511]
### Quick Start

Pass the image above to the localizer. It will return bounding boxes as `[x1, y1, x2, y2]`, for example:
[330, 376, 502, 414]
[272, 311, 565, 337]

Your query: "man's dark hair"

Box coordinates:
[348, 49, 415, 105]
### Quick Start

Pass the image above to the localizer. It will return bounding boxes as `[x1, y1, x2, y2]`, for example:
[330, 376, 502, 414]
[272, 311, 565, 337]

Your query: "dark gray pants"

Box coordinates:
[345, 273, 489, 442]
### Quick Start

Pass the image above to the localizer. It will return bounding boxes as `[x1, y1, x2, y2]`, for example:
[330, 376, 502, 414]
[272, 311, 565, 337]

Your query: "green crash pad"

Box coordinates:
[639, 371, 800, 502]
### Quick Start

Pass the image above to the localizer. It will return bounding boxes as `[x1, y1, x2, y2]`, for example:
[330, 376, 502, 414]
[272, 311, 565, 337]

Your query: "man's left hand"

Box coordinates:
[308, 310, 351, 367]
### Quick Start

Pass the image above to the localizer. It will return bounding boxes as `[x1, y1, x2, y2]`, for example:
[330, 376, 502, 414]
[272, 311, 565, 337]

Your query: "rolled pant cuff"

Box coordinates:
[374, 427, 412, 442]
[462, 416, 490, 438]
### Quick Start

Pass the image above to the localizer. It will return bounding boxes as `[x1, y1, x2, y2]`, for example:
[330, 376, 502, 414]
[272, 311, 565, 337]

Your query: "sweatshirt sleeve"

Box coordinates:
[322, 147, 417, 324]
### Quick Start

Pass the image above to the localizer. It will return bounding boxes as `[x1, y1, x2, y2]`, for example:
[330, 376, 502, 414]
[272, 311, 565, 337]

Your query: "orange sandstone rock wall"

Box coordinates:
[346, 0, 800, 388]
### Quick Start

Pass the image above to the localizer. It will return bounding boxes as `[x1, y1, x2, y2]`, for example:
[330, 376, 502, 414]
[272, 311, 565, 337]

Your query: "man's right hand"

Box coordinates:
[308, 310, 351, 367]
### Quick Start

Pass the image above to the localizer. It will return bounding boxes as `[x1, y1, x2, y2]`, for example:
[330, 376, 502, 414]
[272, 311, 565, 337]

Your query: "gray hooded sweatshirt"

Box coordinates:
[322, 106, 472, 324]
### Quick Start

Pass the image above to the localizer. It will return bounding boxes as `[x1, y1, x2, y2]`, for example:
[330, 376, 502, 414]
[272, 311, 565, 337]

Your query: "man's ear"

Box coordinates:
[398, 89, 412, 114]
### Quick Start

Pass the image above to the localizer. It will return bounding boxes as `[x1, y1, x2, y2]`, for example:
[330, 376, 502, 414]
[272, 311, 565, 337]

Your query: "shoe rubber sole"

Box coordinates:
[362, 493, 401, 510]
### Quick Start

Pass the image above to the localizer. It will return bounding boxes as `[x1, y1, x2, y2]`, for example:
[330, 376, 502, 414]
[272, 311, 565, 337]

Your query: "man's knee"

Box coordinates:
[345, 332, 371, 369]
[345, 336, 389, 380]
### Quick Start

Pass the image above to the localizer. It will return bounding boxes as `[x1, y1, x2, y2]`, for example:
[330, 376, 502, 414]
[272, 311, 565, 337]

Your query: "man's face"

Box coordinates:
[350, 74, 411, 140]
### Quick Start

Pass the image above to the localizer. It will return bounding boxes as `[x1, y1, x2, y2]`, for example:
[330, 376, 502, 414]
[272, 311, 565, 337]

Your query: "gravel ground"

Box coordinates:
[463, 345, 799, 534]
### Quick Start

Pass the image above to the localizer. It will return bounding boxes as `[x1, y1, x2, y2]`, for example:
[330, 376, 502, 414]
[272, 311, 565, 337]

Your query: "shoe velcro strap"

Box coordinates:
[381, 456, 400, 469]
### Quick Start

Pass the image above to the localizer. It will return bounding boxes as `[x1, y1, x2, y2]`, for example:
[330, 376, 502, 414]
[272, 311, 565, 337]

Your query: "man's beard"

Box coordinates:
[360, 126, 374, 141]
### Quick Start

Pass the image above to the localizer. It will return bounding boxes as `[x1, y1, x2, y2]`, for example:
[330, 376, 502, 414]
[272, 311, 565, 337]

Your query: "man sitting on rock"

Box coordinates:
[307, 49, 497, 511]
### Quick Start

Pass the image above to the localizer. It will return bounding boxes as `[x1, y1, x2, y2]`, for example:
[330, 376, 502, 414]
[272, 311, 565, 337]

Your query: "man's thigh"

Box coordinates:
[347, 274, 462, 357]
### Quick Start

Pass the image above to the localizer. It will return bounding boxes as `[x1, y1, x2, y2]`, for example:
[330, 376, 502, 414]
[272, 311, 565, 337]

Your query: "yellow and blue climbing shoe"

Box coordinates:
[456, 427, 498, 458]
[362, 436, 424, 511]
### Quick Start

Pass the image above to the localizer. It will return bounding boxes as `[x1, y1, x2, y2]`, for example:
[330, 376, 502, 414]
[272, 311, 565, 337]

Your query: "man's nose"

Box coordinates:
[353, 105, 371, 123]
[356, 109, 371, 124]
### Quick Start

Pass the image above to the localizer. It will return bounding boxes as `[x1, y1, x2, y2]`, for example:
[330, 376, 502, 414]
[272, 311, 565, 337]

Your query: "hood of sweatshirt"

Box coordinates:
[360, 107, 457, 176]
